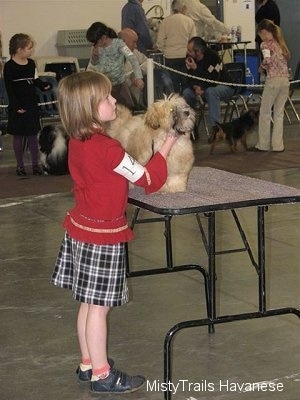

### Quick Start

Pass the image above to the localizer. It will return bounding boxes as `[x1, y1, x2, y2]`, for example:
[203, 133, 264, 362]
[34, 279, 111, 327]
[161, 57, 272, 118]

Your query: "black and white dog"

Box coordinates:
[38, 125, 69, 175]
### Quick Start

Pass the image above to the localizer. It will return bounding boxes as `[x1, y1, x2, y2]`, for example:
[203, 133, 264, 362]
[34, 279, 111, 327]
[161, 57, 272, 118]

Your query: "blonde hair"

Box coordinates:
[57, 71, 112, 140]
[257, 19, 291, 60]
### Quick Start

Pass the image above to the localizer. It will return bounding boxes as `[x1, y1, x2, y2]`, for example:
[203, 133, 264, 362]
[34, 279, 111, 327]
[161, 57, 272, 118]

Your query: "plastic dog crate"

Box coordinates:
[34, 56, 80, 81]
[56, 30, 91, 59]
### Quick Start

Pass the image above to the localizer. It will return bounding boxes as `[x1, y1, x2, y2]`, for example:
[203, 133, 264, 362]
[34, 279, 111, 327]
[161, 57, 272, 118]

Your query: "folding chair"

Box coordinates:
[36, 76, 60, 128]
[223, 62, 248, 122]
[285, 61, 300, 123]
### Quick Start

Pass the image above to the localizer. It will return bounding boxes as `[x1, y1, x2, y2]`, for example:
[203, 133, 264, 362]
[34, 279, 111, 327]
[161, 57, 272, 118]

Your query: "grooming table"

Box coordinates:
[127, 167, 300, 400]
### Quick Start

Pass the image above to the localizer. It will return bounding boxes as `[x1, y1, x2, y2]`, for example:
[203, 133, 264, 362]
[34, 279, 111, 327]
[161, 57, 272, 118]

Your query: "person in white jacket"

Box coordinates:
[185, 0, 229, 41]
[156, 0, 196, 93]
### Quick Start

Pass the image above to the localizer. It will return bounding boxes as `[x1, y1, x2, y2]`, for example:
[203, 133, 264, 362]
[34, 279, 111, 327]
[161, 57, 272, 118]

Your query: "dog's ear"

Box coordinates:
[144, 104, 160, 129]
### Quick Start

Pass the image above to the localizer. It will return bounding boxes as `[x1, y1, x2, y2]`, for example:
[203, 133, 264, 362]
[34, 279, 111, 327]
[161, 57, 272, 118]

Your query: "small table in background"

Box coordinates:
[207, 40, 251, 65]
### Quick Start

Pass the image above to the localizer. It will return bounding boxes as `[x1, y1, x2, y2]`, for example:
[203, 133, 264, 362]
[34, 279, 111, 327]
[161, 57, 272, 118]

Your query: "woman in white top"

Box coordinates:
[185, 0, 229, 41]
[156, 0, 196, 93]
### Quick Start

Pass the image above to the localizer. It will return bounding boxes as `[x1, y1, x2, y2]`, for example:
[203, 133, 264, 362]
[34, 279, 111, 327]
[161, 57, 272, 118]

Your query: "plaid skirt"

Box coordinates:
[51, 232, 128, 306]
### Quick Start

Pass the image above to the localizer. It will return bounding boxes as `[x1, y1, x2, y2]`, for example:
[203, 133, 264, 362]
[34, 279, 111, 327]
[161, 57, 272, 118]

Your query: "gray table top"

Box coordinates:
[128, 167, 300, 215]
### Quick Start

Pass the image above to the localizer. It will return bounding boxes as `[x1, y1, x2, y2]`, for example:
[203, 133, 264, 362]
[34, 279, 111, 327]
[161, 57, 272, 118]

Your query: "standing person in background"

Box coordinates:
[121, 0, 153, 55]
[255, 0, 280, 47]
[249, 19, 290, 153]
[3, 33, 52, 176]
[51, 70, 179, 394]
[156, 0, 196, 93]
[255, 0, 280, 26]
[185, 0, 229, 41]
[86, 22, 143, 110]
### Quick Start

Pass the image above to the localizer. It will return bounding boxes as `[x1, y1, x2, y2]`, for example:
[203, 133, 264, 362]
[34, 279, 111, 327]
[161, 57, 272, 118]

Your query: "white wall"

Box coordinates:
[0, 0, 169, 58]
[0, 0, 257, 57]
[223, 0, 256, 48]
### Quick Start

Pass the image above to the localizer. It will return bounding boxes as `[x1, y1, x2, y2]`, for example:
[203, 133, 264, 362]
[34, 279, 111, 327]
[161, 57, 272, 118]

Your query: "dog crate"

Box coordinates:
[56, 30, 91, 66]
[34, 56, 80, 81]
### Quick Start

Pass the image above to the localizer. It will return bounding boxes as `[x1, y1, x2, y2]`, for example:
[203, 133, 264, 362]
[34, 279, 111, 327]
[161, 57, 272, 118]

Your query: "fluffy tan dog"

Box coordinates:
[107, 94, 195, 192]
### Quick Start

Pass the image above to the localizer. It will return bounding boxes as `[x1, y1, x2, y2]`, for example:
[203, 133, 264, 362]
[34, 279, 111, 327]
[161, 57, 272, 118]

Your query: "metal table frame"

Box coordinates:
[206, 40, 251, 65]
[127, 167, 300, 400]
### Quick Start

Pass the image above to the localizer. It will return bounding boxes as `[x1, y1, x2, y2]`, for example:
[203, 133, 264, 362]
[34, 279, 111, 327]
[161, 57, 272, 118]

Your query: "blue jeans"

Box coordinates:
[154, 70, 174, 95]
[183, 85, 235, 126]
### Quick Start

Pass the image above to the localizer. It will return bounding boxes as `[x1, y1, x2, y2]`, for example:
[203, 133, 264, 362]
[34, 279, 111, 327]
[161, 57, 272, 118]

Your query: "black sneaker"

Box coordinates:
[16, 167, 27, 176]
[90, 367, 145, 393]
[76, 358, 114, 382]
[32, 166, 43, 175]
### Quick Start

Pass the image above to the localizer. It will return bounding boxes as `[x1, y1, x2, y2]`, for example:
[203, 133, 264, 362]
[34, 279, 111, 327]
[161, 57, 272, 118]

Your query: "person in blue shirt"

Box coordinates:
[121, 0, 153, 54]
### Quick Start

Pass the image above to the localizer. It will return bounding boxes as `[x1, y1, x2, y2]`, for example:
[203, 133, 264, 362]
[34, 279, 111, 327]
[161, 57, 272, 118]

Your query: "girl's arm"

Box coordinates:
[158, 130, 178, 159]
[113, 130, 178, 194]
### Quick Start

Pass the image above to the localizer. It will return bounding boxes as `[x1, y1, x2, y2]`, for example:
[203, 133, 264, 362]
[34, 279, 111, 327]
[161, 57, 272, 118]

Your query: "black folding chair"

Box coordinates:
[223, 62, 248, 122]
[36, 76, 60, 128]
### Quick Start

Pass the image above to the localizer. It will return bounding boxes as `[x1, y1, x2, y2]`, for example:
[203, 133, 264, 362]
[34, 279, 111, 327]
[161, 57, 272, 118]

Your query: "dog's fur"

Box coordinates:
[38, 125, 69, 175]
[107, 94, 195, 192]
[208, 109, 259, 154]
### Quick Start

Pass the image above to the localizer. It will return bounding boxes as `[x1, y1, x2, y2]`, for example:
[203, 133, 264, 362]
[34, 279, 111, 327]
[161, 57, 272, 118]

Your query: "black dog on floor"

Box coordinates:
[38, 124, 69, 175]
[208, 109, 259, 154]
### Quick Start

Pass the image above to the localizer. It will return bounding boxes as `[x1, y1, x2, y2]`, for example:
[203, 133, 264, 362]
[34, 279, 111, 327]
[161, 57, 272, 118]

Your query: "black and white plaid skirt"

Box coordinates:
[51, 232, 128, 306]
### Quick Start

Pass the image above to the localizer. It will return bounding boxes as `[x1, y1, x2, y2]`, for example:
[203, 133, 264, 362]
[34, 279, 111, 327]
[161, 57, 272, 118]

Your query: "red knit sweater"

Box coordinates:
[63, 131, 167, 245]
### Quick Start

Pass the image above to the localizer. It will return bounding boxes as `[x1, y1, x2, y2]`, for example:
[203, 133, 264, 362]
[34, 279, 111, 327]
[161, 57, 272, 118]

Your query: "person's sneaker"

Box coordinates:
[16, 167, 27, 176]
[76, 364, 92, 381]
[32, 166, 43, 176]
[90, 367, 145, 393]
[247, 147, 268, 152]
[76, 358, 114, 382]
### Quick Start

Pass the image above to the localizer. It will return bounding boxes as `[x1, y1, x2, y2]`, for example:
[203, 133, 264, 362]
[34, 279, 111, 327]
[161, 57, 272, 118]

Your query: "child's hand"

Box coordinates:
[167, 129, 177, 138]
[17, 109, 26, 114]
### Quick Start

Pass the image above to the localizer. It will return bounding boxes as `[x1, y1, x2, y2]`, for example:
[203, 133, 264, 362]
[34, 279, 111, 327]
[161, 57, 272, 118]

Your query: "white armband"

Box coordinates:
[262, 49, 271, 59]
[113, 152, 145, 183]
[122, 46, 133, 58]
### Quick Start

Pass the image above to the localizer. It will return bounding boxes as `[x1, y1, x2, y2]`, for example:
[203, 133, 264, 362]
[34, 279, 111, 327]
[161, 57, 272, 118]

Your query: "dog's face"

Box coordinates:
[144, 94, 195, 136]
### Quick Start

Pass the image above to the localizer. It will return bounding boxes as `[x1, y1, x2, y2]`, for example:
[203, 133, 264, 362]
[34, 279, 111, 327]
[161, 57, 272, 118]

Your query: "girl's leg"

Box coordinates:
[77, 303, 91, 363]
[271, 79, 289, 151]
[256, 80, 275, 150]
[77, 303, 110, 374]
[12, 135, 25, 168]
[27, 135, 40, 169]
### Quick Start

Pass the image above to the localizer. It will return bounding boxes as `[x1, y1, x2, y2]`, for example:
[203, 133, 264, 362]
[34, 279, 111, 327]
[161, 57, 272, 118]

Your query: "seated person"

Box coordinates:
[86, 22, 144, 110]
[119, 28, 174, 108]
[182, 36, 235, 133]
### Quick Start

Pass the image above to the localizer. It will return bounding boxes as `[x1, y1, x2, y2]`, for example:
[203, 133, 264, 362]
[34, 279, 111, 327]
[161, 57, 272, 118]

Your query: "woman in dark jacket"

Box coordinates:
[255, 0, 280, 46]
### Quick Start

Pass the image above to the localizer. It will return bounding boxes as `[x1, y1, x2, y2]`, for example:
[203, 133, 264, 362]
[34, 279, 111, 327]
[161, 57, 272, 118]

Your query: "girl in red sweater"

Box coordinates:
[51, 71, 178, 393]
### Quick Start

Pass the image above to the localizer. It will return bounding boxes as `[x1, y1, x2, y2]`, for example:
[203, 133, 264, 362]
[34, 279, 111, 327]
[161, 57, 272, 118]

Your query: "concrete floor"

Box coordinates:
[0, 122, 299, 400]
